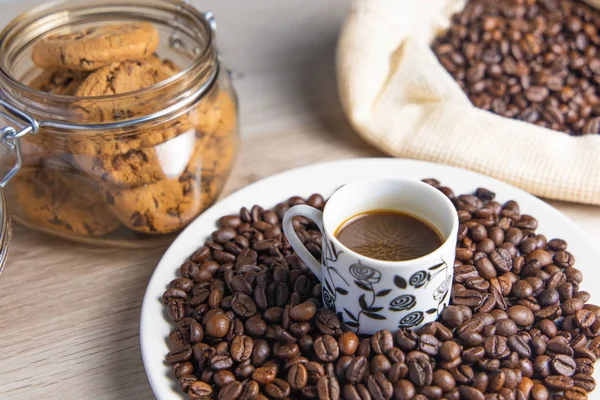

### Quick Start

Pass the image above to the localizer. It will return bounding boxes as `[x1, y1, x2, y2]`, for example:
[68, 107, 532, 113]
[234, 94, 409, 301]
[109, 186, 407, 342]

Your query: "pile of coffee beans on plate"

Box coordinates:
[432, 0, 600, 135]
[162, 181, 599, 399]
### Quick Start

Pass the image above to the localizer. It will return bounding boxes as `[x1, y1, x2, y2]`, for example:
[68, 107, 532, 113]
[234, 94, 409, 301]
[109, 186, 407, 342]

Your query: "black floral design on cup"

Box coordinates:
[349, 264, 381, 284]
[398, 311, 424, 328]
[389, 295, 416, 312]
[318, 242, 451, 334]
[322, 286, 336, 310]
[340, 261, 390, 332]
[393, 259, 451, 321]
[321, 239, 349, 312]
[409, 270, 429, 288]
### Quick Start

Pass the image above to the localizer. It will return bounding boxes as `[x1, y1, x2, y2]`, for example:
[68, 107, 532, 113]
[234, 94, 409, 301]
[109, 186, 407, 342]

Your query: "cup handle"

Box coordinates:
[282, 205, 324, 278]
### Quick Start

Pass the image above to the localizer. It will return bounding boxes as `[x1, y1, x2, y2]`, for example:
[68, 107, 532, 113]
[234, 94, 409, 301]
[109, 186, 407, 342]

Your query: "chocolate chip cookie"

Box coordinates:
[72, 119, 198, 187]
[32, 22, 159, 71]
[12, 168, 121, 236]
[72, 59, 177, 123]
[29, 70, 88, 95]
[75, 60, 172, 97]
[104, 142, 217, 234]
[201, 133, 239, 178]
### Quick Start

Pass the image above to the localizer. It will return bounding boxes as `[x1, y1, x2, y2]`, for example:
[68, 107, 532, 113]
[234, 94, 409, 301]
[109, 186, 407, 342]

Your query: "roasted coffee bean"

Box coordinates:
[572, 373, 596, 392]
[387, 361, 408, 383]
[490, 248, 513, 272]
[453, 290, 485, 307]
[367, 372, 393, 400]
[317, 375, 340, 400]
[287, 363, 308, 390]
[370, 354, 391, 375]
[463, 346, 485, 363]
[251, 339, 270, 367]
[508, 335, 531, 358]
[484, 335, 509, 359]
[371, 330, 393, 355]
[547, 337, 575, 358]
[299, 361, 324, 386]
[441, 306, 466, 328]
[552, 354, 577, 377]
[244, 315, 267, 337]
[408, 357, 433, 387]
[188, 381, 213, 400]
[289, 301, 316, 322]
[337, 331, 359, 356]
[275, 343, 300, 360]
[213, 370, 236, 387]
[507, 305, 534, 327]
[575, 358, 595, 376]
[265, 378, 291, 399]
[458, 386, 485, 400]
[459, 330, 484, 348]
[217, 381, 242, 400]
[233, 360, 254, 380]
[564, 388, 588, 400]
[166, 345, 192, 365]
[252, 365, 277, 385]
[205, 314, 231, 338]
[575, 309, 596, 328]
[393, 379, 416, 400]
[544, 375, 574, 391]
[418, 334, 440, 356]
[472, 372, 488, 393]
[496, 319, 518, 337]
[342, 383, 371, 400]
[314, 335, 339, 362]
[387, 348, 405, 365]
[316, 309, 341, 335]
[211, 355, 234, 370]
[439, 340, 461, 362]
[342, 356, 367, 384]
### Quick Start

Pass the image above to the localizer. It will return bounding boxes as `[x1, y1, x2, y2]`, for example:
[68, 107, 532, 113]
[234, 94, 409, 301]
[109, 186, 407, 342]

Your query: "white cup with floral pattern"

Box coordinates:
[282, 178, 459, 335]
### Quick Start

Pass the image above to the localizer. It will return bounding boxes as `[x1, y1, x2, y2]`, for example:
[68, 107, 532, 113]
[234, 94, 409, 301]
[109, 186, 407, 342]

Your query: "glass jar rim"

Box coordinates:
[0, 0, 219, 128]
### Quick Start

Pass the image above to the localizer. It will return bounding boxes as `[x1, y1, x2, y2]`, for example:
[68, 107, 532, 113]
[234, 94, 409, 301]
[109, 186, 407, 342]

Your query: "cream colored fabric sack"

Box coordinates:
[337, 0, 600, 205]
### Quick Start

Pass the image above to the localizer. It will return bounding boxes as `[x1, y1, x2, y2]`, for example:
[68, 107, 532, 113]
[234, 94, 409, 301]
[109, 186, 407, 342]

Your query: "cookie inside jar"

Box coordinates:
[0, 0, 239, 246]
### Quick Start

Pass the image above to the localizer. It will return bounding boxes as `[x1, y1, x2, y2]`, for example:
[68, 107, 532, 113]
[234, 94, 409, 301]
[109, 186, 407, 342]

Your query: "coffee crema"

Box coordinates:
[334, 209, 443, 261]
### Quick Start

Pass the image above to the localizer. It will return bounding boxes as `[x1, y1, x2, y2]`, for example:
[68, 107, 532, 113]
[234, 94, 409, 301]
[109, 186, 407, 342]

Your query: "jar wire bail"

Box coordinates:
[0, 92, 39, 187]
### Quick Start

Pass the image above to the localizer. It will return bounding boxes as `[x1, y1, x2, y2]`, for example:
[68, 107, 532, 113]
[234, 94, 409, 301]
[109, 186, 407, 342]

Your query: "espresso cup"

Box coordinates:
[282, 178, 459, 334]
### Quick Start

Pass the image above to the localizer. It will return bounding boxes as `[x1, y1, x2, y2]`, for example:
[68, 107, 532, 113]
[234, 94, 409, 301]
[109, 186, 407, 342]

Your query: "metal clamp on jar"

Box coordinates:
[0, 0, 240, 249]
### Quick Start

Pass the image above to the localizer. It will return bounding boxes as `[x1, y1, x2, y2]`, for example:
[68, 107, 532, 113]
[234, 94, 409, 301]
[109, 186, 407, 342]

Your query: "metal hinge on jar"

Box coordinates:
[0, 94, 39, 187]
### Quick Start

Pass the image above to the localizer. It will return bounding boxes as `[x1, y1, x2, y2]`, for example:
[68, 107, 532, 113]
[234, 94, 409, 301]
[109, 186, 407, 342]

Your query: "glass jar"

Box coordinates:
[0, 0, 239, 248]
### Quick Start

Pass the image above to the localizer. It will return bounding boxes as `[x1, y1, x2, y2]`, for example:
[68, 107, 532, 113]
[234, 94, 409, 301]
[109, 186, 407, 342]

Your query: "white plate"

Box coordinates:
[141, 158, 600, 399]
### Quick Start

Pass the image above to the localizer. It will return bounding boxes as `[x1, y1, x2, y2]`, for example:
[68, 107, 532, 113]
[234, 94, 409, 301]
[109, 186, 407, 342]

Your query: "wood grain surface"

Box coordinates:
[0, 1, 599, 399]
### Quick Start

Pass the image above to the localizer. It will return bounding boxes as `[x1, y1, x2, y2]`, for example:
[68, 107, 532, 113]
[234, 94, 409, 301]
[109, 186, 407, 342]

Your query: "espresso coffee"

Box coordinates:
[334, 210, 443, 261]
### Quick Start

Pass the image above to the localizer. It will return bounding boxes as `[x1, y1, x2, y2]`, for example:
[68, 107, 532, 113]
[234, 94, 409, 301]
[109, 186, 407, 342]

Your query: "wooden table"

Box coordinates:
[1, 1, 599, 399]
